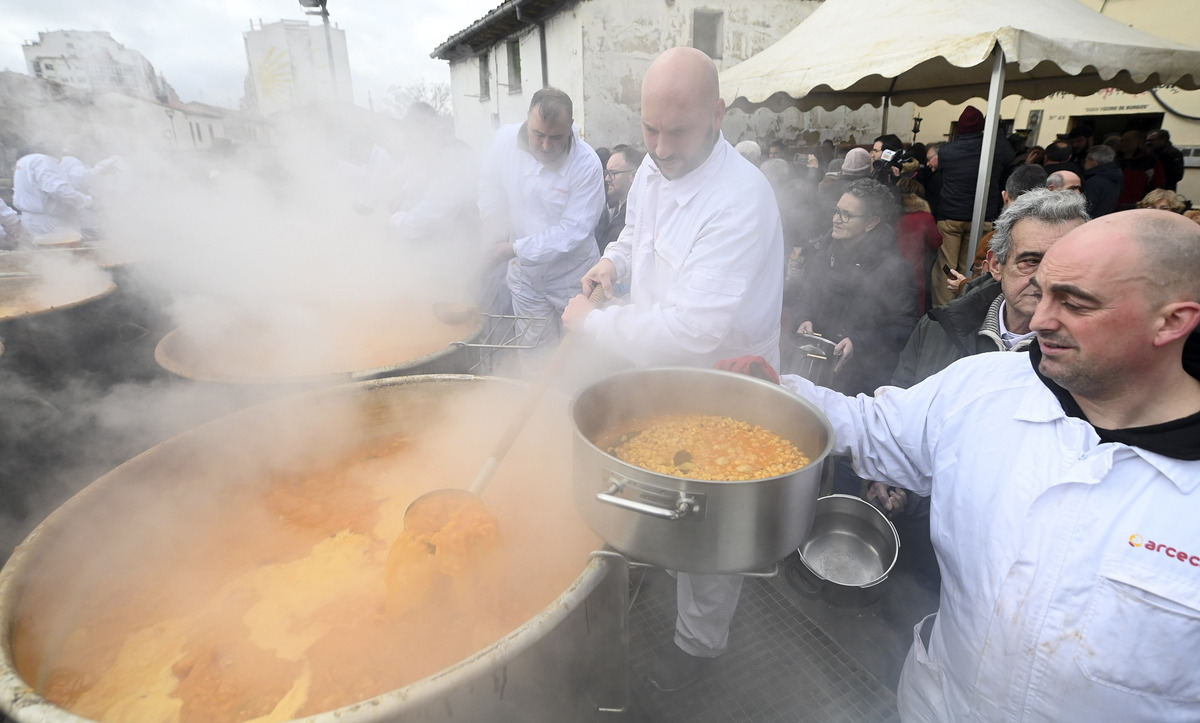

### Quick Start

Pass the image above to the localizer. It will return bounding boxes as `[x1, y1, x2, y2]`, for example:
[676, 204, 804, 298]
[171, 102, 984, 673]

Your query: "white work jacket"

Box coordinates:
[585, 135, 784, 368]
[0, 198, 19, 242]
[478, 123, 604, 291]
[12, 154, 92, 237]
[782, 352, 1200, 722]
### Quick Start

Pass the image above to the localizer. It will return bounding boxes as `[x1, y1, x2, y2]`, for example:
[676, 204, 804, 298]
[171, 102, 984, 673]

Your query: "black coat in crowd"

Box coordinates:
[788, 224, 919, 396]
[935, 132, 1015, 223]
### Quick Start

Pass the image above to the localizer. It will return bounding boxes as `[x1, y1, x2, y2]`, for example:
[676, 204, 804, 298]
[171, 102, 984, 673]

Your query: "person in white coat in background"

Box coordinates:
[779, 209, 1200, 721]
[0, 198, 23, 249]
[562, 46, 785, 692]
[479, 88, 605, 359]
[12, 152, 93, 242]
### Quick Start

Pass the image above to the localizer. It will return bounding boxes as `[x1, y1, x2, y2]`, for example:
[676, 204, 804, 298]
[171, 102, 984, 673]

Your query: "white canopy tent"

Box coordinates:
[719, 0, 1200, 262]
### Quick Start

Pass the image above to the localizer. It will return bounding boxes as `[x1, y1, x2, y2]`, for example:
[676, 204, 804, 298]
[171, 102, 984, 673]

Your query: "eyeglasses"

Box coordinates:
[604, 169, 635, 179]
[833, 208, 871, 223]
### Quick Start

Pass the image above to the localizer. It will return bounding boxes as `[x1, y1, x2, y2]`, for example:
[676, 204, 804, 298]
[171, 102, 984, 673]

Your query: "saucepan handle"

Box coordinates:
[596, 476, 704, 521]
[785, 558, 824, 598]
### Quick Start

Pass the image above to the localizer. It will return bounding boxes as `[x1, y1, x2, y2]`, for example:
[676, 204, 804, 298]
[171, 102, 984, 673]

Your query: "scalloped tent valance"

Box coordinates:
[719, 0, 1200, 112]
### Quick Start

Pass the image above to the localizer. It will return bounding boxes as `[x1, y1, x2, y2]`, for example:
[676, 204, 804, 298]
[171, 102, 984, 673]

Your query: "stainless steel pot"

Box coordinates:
[787, 494, 900, 607]
[0, 375, 627, 723]
[781, 332, 838, 386]
[571, 367, 834, 574]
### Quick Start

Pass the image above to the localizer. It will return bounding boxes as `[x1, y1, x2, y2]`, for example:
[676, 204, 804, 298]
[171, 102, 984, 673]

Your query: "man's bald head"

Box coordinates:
[1124, 209, 1200, 306]
[1046, 170, 1081, 193]
[643, 47, 721, 108]
[1029, 210, 1200, 410]
[640, 47, 725, 180]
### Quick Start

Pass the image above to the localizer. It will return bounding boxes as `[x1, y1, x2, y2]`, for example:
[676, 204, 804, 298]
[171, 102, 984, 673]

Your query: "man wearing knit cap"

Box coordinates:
[841, 147, 872, 178]
[930, 105, 1015, 306]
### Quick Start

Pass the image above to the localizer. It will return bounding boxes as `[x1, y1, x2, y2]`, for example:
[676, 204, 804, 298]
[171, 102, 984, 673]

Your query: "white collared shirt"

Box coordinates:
[997, 299, 1037, 350]
[478, 123, 605, 275]
[783, 354, 1200, 721]
[584, 134, 784, 367]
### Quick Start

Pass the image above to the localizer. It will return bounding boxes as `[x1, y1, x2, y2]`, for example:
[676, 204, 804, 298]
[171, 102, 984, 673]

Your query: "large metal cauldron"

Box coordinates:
[571, 367, 834, 574]
[0, 375, 627, 723]
[154, 325, 483, 384]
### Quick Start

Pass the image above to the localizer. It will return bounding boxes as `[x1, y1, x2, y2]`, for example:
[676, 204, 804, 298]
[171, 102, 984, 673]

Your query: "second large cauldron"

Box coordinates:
[154, 302, 485, 385]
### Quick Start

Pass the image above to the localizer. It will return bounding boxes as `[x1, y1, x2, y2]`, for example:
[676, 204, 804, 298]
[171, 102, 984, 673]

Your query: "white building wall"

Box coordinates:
[544, 6, 587, 135]
[22, 31, 166, 104]
[448, 57, 494, 149]
[245, 19, 353, 117]
[575, 0, 830, 149]
[443, 0, 883, 153]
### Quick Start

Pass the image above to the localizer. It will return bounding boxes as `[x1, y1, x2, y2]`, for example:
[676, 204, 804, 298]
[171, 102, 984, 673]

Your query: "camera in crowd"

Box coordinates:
[873, 147, 917, 185]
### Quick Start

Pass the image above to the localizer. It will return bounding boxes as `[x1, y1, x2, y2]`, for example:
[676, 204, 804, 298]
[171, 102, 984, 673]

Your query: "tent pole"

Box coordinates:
[966, 47, 1006, 276]
[880, 77, 897, 135]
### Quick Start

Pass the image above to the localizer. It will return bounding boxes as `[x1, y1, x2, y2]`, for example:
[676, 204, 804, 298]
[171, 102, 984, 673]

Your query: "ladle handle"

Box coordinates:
[467, 285, 606, 496]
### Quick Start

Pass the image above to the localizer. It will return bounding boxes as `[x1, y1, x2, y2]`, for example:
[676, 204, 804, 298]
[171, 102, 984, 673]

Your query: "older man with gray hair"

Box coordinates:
[878, 189, 1092, 563]
[892, 187, 1090, 388]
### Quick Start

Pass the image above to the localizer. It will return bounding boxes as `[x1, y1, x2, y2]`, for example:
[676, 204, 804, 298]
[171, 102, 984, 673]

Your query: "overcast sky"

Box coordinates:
[0, 0, 501, 110]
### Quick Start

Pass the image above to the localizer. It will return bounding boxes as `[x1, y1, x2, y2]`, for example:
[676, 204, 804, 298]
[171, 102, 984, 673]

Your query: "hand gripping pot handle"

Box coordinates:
[596, 474, 705, 521]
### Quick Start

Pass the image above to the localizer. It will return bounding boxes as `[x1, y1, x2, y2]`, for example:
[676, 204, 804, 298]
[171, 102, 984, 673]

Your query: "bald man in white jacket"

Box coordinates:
[564, 47, 785, 692]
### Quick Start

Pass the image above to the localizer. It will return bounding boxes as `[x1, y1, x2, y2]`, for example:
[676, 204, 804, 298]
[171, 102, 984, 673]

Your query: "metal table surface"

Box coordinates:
[626, 567, 900, 723]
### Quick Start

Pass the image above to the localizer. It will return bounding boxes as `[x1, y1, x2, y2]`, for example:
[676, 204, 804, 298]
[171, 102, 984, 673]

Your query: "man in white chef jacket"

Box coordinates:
[780, 209, 1200, 721]
[12, 152, 93, 242]
[479, 88, 605, 358]
[563, 47, 785, 691]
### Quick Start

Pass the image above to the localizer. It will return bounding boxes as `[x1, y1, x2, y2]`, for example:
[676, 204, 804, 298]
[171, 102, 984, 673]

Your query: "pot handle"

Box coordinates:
[596, 478, 701, 521]
[785, 559, 824, 599]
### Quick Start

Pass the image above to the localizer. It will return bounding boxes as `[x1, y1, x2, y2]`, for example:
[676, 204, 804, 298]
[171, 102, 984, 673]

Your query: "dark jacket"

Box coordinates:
[1152, 145, 1185, 191]
[594, 203, 626, 254]
[1083, 161, 1123, 217]
[935, 132, 1015, 223]
[891, 278, 1010, 388]
[1118, 151, 1164, 209]
[789, 224, 919, 395]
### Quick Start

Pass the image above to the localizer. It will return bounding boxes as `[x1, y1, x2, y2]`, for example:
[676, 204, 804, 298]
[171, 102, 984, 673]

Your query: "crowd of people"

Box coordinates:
[475, 47, 1200, 721]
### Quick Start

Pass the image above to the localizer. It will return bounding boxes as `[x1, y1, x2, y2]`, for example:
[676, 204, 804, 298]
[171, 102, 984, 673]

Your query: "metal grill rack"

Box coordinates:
[456, 311, 551, 374]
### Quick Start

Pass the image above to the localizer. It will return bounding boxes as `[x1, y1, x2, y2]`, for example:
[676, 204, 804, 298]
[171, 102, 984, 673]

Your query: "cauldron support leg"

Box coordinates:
[589, 550, 631, 715]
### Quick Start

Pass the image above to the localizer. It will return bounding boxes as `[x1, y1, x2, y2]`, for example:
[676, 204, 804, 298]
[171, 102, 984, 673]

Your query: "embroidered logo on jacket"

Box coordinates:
[1129, 534, 1200, 566]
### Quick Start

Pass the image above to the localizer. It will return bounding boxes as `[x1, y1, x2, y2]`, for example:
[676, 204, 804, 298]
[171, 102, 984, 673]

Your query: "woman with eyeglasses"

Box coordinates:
[788, 178, 919, 397]
[787, 178, 920, 497]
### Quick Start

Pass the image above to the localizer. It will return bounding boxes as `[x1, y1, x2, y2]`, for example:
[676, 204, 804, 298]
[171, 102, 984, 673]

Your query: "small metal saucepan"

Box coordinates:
[786, 494, 900, 607]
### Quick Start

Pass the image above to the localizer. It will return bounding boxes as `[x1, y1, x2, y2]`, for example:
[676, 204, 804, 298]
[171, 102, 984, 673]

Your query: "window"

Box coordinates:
[507, 40, 522, 93]
[478, 51, 490, 101]
[693, 10, 724, 59]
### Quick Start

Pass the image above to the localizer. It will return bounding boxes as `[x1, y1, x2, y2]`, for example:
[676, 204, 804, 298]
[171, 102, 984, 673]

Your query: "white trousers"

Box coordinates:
[674, 572, 744, 658]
